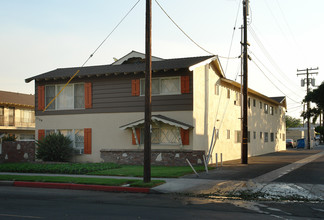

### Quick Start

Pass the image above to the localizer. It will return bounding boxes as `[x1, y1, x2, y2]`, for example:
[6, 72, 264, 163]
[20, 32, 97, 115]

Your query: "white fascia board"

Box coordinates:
[189, 55, 219, 72]
[152, 116, 190, 130]
[119, 119, 144, 130]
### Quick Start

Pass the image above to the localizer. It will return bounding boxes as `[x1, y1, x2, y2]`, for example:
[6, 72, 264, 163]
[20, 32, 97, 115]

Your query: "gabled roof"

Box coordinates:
[119, 114, 194, 130]
[111, 50, 163, 65]
[0, 90, 34, 107]
[269, 96, 285, 103]
[25, 55, 214, 83]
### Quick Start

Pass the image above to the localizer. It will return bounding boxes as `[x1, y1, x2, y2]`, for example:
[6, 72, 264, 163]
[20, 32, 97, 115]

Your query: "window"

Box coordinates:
[235, 130, 241, 143]
[265, 132, 269, 142]
[264, 104, 269, 114]
[248, 131, 250, 143]
[253, 131, 256, 139]
[215, 129, 219, 139]
[20, 109, 35, 123]
[282, 133, 285, 141]
[248, 98, 251, 108]
[45, 129, 85, 154]
[45, 84, 85, 110]
[215, 84, 220, 95]
[19, 134, 35, 140]
[269, 106, 274, 115]
[227, 89, 231, 99]
[260, 101, 262, 109]
[234, 92, 240, 106]
[260, 132, 263, 139]
[270, 133, 274, 142]
[9, 107, 15, 126]
[140, 125, 181, 145]
[140, 77, 180, 96]
[0, 106, 4, 126]
[227, 130, 231, 139]
[253, 99, 256, 107]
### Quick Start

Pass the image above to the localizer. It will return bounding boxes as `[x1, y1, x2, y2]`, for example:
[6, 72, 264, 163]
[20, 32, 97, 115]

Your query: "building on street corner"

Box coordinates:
[25, 51, 286, 165]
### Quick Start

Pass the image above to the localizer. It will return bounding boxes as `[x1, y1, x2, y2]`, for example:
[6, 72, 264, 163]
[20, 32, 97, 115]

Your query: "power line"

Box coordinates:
[250, 56, 301, 104]
[248, 25, 303, 92]
[248, 49, 304, 100]
[223, 0, 241, 75]
[154, 0, 239, 61]
[43, 0, 141, 111]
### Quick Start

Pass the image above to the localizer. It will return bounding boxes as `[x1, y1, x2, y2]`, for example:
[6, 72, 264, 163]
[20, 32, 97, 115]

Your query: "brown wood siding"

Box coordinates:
[35, 69, 193, 116]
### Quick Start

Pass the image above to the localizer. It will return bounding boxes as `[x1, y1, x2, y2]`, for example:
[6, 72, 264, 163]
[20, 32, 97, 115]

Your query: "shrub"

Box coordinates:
[2, 134, 17, 142]
[36, 132, 74, 162]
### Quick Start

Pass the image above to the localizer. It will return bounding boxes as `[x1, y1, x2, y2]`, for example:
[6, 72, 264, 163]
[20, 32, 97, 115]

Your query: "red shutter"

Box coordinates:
[84, 128, 92, 154]
[38, 129, 45, 140]
[180, 128, 189, 145]
[132, 79, 140, 96]
[132, 128, 141, 145]
[181, 76, 190, 94]
[38, 86, 45, 111]
[84, 83, 92, 109]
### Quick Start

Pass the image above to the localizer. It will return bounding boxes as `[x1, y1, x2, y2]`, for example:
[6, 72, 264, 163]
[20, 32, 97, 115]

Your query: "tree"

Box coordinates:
[315, 126, 324, 143]
[305, 81, 324, 109]
[303, 81, 324, 125]
[286, 115, 302, 128]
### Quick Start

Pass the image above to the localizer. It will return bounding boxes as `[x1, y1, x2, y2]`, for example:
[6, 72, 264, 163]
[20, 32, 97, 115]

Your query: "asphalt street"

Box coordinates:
[1, 186, 324, 220]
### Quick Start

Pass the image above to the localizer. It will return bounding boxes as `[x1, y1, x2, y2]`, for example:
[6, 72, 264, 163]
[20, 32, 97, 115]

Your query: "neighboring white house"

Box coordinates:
[25, 52, 286, 165]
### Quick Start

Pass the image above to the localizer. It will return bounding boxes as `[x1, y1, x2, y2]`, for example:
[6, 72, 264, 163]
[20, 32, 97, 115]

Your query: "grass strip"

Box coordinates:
[0, 175, 164, 188]
[89, 165, 209, 178]
[0, 163, 121, 174]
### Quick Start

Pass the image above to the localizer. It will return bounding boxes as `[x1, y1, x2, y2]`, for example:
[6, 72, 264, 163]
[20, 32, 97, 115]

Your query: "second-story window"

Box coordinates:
[140, 77, 180, 96]
[9, 107, 15, 126]
[264, 104, 269, 114]
[0, 106, 4, 126]
[45, 84, 85, 110]
[21, 109, 35, 124]
[269, 106, 274, 115]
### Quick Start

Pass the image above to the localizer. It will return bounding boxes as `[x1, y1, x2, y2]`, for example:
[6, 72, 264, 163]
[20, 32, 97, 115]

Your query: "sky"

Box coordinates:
[0, 0, 323, 120]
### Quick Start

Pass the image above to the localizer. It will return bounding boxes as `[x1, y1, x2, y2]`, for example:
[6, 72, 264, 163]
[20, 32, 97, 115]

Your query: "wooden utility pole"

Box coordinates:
[297, 67, 318, 149]
[241, 0, 249, 164]
[144, 0, 152, 183]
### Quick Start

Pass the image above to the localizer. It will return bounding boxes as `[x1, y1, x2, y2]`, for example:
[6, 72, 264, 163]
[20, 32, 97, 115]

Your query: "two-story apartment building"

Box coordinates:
[25, 52, 286, 165]
[0, 91, 35, 141]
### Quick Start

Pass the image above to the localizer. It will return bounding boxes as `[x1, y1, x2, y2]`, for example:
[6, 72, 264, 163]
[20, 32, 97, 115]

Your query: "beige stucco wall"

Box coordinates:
[192, 63, 286, 164]
[36, 110, 193, 163]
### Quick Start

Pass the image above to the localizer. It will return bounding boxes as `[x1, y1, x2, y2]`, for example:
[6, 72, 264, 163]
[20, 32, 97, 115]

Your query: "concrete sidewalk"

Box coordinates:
[153, 145, 324, 200]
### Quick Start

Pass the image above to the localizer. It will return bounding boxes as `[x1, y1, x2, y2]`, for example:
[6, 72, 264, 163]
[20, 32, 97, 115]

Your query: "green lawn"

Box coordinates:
[0, 163, 208, 178]
[89, 165, 208, 178]
[0, 175, 164, 188]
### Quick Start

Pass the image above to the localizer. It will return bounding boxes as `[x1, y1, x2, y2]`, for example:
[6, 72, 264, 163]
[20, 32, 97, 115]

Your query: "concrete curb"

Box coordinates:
[3, 181, 151, 193]
[0, 181, 14, 186]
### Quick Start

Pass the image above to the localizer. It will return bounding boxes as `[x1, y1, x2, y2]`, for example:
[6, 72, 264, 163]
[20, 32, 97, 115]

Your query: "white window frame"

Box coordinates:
[140, 76, 181, 96]
[44, 129, 85, 154]
[264, 104, 269, 114]
[270, 106, 274, 115]
[45, 83, 85, 110]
